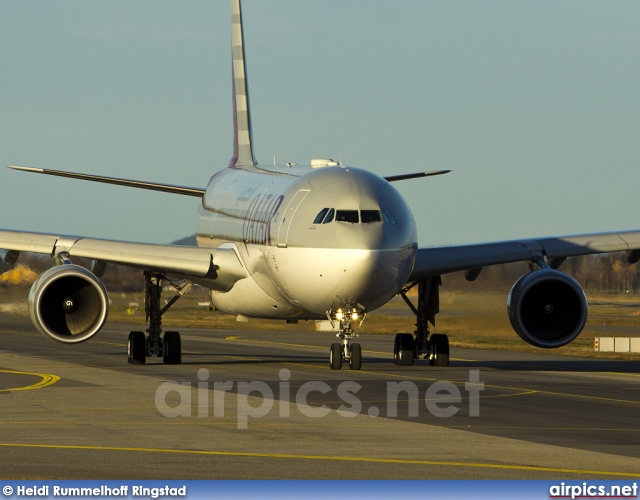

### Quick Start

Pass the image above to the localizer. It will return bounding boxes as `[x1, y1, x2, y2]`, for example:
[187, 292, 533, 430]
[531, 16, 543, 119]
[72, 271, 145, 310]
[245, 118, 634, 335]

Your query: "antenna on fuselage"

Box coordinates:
[229, 0, 258, 170]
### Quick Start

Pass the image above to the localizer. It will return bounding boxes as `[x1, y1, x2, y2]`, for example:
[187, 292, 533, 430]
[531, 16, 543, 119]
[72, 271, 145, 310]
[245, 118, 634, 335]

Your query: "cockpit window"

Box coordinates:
[336, 210, 359, 223]
[313, 208, 329, 224]
[322, 208, 335, 224]
[381, 207, 397, 224]
[314, 208, 386, 225]
[361, 210, 382, 223]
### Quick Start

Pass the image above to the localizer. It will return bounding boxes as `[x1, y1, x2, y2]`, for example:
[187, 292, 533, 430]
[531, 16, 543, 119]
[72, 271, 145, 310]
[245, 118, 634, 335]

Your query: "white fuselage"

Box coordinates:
[194, 164, 418, 320]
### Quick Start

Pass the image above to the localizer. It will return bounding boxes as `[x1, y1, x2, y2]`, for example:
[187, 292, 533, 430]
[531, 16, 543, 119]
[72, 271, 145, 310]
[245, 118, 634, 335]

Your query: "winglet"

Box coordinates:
[229, 0, 258, 169]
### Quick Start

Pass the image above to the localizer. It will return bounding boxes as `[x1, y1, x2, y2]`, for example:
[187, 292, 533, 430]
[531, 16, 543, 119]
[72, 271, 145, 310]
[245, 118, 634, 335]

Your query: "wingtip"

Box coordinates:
[7, 165, 43, 173]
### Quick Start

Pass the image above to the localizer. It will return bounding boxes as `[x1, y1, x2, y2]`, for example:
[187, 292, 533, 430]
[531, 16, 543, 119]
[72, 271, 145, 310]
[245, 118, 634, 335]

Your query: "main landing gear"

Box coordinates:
[328, 307, 363, 370]
[127, 272, 191, 365]
[395, 277, 450, 367]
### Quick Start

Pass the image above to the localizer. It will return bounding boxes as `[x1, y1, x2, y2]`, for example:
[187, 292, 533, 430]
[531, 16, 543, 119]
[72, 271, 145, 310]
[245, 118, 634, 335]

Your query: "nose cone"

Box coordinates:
[269, 246, 416, 315]
[269, 166, 418, 315]
[328, 247, 417, 311]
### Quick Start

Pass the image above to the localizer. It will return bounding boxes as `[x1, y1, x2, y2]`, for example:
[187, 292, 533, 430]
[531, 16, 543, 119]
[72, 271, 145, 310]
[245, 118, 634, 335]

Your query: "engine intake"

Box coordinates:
[28, 264, 109, 344]
[507, 269, 587, 348]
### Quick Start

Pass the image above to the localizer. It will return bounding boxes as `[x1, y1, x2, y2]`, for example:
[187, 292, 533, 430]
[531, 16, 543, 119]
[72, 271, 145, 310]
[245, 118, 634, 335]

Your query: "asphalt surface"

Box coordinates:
[1, 312, 639, 479]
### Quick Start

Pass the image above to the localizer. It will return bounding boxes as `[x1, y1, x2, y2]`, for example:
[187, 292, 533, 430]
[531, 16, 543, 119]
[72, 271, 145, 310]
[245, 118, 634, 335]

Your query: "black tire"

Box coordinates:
[349, 343, 362, 370]
[330, 343, 342, 370]
[128, 331, 146, 365]
[398, 333, 415, 366]
[393, 334, 402, 365]
[431, 333, 450, 367]
[163, 331, 182, 365]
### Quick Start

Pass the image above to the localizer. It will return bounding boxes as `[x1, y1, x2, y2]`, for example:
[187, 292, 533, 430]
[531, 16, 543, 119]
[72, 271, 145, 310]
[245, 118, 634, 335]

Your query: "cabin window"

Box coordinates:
[323, 208, 335, 224]
[313, 208, 329, 224]
[336, 210, 359, 223]
[361, 210, 382, 223]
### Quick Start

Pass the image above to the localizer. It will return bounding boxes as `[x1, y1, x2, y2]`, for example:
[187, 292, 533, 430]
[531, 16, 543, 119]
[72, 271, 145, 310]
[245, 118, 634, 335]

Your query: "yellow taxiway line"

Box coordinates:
[0, 442, 637, 478]
[0, 370, 59, 392]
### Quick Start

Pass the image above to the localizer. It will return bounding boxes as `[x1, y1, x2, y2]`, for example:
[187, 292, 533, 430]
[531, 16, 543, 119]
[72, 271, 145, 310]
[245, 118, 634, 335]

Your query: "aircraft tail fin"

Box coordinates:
[229, 0, 258, 170]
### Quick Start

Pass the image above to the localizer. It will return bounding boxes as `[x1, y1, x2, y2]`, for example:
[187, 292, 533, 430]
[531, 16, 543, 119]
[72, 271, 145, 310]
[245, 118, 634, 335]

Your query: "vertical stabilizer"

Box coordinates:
[229, 0, 258, 169]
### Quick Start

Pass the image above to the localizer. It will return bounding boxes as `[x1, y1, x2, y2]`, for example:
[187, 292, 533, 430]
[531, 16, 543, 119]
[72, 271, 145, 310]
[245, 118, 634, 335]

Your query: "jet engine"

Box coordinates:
[28, 264, 109, 344]
[507, 269, 587, 348]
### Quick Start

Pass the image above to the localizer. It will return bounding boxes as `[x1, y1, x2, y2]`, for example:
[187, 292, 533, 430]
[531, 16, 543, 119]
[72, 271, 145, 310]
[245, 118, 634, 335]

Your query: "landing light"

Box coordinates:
[351, 312, 358, 320]
[335, 310, 344, 320]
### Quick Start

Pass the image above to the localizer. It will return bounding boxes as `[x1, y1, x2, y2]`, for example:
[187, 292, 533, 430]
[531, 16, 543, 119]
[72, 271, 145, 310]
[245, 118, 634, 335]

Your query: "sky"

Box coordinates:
[1, 0, 640, 247]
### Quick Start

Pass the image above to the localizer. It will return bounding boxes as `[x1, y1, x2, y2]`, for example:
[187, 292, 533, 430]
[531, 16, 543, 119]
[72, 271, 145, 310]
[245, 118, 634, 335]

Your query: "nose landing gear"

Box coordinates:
[328, 307, 363, 370]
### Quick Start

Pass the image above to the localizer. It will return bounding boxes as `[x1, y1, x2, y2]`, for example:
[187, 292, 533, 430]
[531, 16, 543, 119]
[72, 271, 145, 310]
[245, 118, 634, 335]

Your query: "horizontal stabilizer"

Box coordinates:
[384, 170, 451, 182]
[7, 166, 206, 198]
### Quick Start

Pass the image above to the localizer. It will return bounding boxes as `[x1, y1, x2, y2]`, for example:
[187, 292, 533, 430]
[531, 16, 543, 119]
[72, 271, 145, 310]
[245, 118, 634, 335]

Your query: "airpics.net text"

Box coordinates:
[155, 369, 485, 429]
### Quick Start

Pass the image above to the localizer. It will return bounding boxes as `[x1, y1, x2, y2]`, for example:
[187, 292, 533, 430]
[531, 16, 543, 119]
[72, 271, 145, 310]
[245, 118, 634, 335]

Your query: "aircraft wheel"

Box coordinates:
[349, 343, 362, 370]
[163, 331, 182, 365]
[393, 334, 402, 365]
[398, 333, 415, 366]
[431, 333, 449, 367]
[128, 331, 146, 365]
[330, 343, 342, 370]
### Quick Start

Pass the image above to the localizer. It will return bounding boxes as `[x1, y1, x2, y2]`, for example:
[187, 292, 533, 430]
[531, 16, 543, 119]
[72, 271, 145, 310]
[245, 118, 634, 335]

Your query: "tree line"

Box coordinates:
[445, 253, 640, 294]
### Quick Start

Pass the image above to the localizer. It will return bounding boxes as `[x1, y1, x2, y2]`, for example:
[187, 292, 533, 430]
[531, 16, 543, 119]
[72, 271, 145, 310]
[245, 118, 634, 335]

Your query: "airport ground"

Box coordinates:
[1, 289, 640, 479]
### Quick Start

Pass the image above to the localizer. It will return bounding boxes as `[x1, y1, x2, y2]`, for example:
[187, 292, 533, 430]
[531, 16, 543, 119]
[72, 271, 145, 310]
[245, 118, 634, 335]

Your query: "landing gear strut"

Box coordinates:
[395, 277, 450, 367]
[328, 307, 362, 370]
[127, 272, 191, 365]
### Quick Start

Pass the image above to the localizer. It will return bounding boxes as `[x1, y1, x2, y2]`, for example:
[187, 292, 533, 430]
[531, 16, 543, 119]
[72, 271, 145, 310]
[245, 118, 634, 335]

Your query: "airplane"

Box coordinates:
[2, 0, 640, 370]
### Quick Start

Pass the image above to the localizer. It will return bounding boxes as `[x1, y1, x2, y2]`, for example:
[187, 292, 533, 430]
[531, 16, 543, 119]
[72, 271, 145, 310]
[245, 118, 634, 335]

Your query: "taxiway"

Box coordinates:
[0, 314, 639, 479]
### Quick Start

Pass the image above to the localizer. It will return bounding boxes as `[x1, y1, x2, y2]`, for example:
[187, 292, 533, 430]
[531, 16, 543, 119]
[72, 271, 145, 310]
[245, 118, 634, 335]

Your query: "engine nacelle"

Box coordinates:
[28, 264, 109, 344]
[507, 269, 587, 348]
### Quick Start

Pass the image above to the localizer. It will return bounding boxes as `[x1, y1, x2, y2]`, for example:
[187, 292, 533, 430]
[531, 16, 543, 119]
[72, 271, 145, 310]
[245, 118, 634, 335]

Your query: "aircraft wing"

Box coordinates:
[409, 230, 640, 281]
[0, 229, 247, 292]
